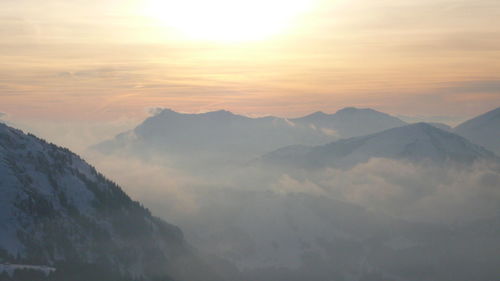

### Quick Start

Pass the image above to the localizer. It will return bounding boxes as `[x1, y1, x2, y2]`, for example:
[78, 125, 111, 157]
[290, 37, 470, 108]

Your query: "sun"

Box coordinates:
[143, 0, 312, 42]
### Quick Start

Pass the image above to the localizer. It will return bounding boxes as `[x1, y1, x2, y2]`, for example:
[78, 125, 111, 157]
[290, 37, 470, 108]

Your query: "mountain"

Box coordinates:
[454, 107, 500, 155]
[93, 109, 334, 166]
[426, 122, 452, 131]
[261, 123, 497, 169]
[291, 107, 407, 139]
[0, 123, 220, 281]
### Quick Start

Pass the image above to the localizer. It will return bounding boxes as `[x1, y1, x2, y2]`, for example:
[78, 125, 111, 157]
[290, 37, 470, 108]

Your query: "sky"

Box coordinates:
[1, 0, 500, 123]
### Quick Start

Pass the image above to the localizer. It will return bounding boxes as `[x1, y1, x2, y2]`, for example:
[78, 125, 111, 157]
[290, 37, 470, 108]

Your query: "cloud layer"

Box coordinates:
[84, 149, 500, 273]
[1, 0, 499, 120]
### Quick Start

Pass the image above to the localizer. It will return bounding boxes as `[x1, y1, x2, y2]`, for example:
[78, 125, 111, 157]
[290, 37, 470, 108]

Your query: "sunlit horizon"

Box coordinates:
[1, 0, 499, 122]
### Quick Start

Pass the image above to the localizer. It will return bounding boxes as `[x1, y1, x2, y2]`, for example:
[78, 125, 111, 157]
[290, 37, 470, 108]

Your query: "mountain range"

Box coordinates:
[261, 122, 498, 169]
[92, 107, 412, 167]
[93, 109, 334, 167]
[94, 107, 500, 168]
[2, 106, 499, 281]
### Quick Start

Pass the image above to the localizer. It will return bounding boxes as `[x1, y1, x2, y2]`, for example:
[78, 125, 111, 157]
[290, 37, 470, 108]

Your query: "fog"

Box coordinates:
[84, 148, 500, 280]
[4, 109, 499, 281]
[90, 155, 500, 224]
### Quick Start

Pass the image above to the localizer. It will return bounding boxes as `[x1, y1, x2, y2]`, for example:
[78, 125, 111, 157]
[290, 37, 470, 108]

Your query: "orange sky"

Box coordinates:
[1, 0, 500, 122]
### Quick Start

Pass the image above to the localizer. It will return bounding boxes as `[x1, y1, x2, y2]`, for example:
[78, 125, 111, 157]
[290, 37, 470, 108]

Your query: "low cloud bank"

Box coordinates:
[84, 151, 500, 274]
[274, 158, 500, 222]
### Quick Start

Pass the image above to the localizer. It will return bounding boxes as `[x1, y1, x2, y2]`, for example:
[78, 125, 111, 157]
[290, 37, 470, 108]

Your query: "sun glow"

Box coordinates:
[144, 0, 313, 42]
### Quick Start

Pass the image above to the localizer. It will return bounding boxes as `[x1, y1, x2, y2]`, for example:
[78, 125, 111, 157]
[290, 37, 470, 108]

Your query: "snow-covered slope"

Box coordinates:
[454, 107, 500, 155]
[93, 109, 334, 166]
[291, 107, 407, 139]
[0, 123, 219, 281]
[262, 123, 497, 169]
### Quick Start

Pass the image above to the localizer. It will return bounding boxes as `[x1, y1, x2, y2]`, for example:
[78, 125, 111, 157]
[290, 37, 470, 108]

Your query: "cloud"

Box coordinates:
[0, 17, 40, 43]
[437, 80, 500, 95]
[271, 175, 325, 196]
[148, 107, 166, 116]
[81, 143, 500, 275]
[56, 66, 141, 80]
[2, 0, 499, 121]
[320, 127, 338, 137]
[422, 80, 500, 98]
[0, 112, 13, 126]
[89, 143, 500, 228]
[302, 158, 500, 222]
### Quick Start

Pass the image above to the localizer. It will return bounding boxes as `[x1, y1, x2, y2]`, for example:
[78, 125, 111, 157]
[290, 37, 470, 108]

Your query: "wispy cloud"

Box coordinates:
[1, 0, 499, 120]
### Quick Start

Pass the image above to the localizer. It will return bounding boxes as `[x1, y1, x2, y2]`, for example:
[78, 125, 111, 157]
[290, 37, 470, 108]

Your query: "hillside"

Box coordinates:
[0, 123, 219, 281]
[454, 107, 500, 155]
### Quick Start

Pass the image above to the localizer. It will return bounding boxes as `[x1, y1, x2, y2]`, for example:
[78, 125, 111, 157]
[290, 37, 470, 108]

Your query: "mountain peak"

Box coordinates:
[292, 107, 406, 139]
[307, 111, 329, 117]
[376, 122, 462, 141]
[202, 109, 237, 117]
[152, 108, 178, 116]
[336, 106, 361, 113]
[262, 123, 497, 169]
[151, 108, 240, 119]
[335, 107, 374, 114]
[454, 107, 500, 155]
[424, 122, 452, 131]
[404, 121, 436, 130]
[458, 107, 500, 128]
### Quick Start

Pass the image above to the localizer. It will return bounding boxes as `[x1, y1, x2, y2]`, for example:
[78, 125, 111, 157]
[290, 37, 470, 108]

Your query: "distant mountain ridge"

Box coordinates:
[93, 107, 411, 166]
[261, 123, 497, 169]
[291, 107, 407, 138]
[93, 108, 335, 166]
[0, 123, 219, 281]
[454, 107, 500, 155]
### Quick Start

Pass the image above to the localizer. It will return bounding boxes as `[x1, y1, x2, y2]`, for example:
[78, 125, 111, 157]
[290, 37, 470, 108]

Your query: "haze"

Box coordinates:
[1, 1, 500, 281]
[2, 0, 499, 125]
